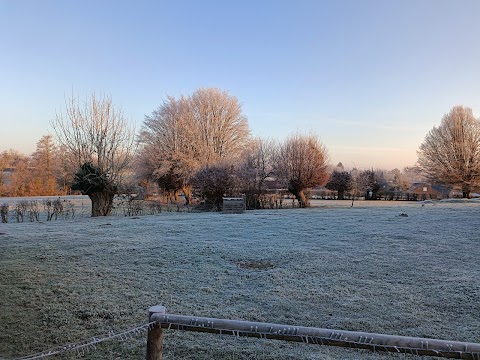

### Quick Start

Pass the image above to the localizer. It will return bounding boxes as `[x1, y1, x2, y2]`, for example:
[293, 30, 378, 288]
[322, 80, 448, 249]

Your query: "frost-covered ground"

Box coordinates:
[1, 199, 480, 359]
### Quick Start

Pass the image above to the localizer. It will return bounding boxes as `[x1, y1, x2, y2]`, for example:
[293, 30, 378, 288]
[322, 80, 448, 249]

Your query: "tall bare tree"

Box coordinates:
[51, 93, 135, 216]
[139, 88, 250, 203]
[237, 137, 277, 209]
[418, 105, 480, 198]
[275, 133, 329, 207]
[188, 88, 250, 164]
[139, 95, 198, 204]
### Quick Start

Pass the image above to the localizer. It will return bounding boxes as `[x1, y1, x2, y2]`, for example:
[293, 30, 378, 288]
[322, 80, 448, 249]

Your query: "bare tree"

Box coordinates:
[188, 88, 250, 164]
[51, 93, 135, 216]
[402, 166, 424, 185]
[139, 88, 250, 203]
[55, 144, 76, 195]
[418, 105, 480, 198]
[139, 95, 199, 204]
[276, 133, 329, 208]
[237, 137, 276, 209]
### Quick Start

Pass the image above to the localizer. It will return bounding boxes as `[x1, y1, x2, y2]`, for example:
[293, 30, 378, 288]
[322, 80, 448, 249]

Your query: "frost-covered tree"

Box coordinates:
[325, 170, 352, 200]
[52, 93, 136, 216]
[418, 105, 480, 198]
[188, 88, 250, 164]
[139, 88, 250, 204]
[275, 133, 329, 207]
[237, 138, 276, 209]
[139, 96, 196, 203]
[402, 166, 424, 185]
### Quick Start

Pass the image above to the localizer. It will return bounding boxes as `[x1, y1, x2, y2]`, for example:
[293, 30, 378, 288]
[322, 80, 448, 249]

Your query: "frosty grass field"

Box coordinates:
[1, 197, 480, 359]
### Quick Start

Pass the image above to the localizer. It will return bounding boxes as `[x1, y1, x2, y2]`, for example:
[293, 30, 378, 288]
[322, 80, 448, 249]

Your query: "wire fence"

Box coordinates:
[5, 307, 480, 360]
[2, 322, 154, 360]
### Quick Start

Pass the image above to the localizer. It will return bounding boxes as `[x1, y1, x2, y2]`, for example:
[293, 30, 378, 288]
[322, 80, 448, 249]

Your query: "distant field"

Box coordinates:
[1, 199, 480, 359]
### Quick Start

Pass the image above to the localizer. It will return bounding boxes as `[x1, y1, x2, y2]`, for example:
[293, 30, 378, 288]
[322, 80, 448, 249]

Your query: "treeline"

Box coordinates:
[0, 136, 70, 197]
[1, 89, 479, 217]
[325, 166, 421, 201]
[138, 89, 328, 209]
[2, 89, 330, 215]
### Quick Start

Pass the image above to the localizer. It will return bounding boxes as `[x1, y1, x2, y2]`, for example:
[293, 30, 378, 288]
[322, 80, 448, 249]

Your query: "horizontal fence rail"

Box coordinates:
[147, 305, 480, 360]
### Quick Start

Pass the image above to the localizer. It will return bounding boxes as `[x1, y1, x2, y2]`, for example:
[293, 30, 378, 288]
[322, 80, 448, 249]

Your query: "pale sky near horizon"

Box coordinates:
[1, 0, 479, 170]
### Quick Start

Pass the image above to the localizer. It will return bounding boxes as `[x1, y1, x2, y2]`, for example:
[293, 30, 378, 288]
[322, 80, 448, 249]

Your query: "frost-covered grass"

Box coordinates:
[1, 200, 480, 359]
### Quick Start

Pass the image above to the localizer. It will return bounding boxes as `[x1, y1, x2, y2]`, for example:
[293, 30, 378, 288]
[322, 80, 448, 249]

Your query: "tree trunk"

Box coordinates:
[338, 189, 345, 200]
[89, 190, 115, 217]
[182, 186, 192, 206]
[290, 187, 308, 208]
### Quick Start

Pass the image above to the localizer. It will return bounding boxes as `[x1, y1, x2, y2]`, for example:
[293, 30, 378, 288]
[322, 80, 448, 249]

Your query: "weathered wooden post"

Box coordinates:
[146, 305, 166, 360]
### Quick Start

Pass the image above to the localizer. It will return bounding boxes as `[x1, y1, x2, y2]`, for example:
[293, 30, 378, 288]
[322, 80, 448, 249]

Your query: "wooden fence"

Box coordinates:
[146, 305, 480, 360]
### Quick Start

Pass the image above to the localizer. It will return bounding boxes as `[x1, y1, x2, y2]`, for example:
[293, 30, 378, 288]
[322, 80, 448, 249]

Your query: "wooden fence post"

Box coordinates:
[146, 305, 166, 360]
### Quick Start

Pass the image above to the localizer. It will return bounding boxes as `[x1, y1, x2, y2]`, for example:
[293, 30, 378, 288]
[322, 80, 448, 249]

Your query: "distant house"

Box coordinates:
[408, 183, 450, 200]
[431, 184, 452, 198]
[1, 168, 14, 186]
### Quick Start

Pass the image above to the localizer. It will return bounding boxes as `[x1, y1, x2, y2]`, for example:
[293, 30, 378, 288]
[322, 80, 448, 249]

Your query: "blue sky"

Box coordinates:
[1, 0, 479, 169]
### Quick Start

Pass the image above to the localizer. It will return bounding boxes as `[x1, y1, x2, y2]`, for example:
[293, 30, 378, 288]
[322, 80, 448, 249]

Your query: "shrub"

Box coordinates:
[192, 164, 238, 211]
[14, 201, 28, 223]
[44, 198, 65, 220]
[0, 203, 8, 223]
[27, 200, 40, 222]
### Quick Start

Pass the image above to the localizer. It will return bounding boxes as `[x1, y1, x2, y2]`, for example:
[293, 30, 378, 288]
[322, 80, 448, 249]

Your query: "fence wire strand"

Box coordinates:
[2, 321, 154, 360]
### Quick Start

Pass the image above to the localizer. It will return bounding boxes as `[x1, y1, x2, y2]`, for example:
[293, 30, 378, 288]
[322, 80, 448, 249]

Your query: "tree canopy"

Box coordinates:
[275, 133, 329, 207]
[325, 170, 352, 200]
[139, 88, 250, 203]
[418, 105, 480, 198]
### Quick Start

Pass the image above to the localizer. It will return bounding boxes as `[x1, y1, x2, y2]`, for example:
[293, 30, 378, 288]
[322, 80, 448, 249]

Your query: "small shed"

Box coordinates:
[223, 196, 245, 214]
